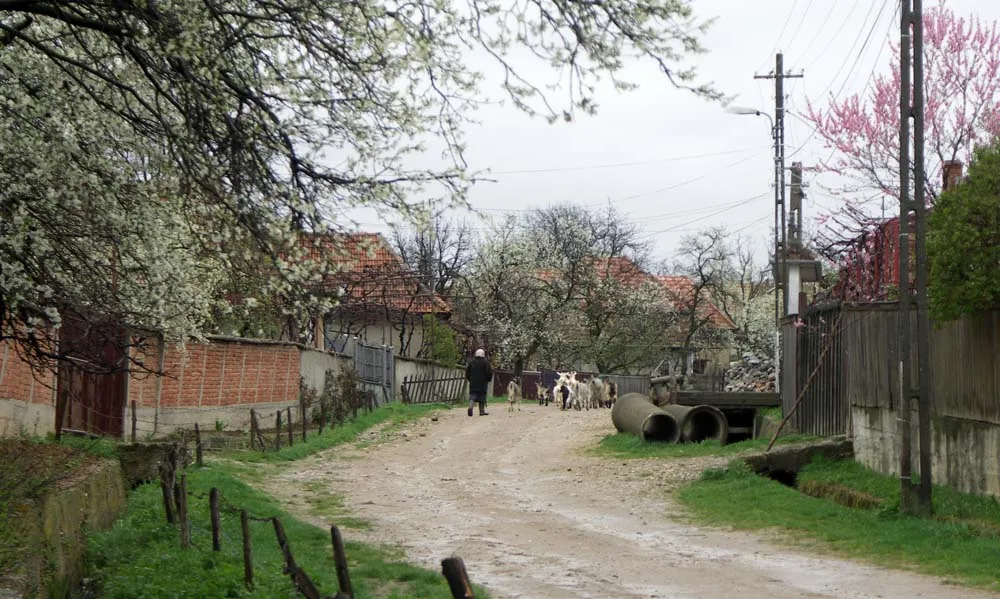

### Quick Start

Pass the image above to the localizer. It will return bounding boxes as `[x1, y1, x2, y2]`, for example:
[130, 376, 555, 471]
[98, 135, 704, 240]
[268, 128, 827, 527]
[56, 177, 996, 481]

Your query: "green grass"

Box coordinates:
[53, 433, 121, 458]
[590, 433, 817, 459]
[302, 482, 371, 530]
[236, 402, 447, 463]
[86, 461, 492, 599]
[677, 457, 1000, 589]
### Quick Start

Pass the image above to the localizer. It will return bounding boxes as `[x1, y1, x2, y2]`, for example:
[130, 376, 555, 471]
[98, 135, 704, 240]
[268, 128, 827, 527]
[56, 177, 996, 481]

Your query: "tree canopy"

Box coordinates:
[0, 0, 719, 368]
[928, 143, 1000, 322]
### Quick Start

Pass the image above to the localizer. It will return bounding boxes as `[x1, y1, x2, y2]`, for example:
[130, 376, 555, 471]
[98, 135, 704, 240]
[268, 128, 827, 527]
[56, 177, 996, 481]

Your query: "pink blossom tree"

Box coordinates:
[804, 3, 1000, 257]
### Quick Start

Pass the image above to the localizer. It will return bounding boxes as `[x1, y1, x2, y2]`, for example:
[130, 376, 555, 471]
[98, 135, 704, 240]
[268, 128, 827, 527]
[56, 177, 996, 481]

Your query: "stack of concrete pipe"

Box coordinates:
[611, 393, 728, 444]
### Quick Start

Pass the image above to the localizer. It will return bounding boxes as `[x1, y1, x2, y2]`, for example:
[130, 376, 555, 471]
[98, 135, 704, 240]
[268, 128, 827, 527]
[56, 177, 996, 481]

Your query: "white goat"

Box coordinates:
[507, 380, 522, 412]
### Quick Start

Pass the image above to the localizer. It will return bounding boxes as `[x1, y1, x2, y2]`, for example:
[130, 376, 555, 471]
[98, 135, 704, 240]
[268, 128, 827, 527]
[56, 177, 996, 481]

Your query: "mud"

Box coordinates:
[260, 404, 995, 598]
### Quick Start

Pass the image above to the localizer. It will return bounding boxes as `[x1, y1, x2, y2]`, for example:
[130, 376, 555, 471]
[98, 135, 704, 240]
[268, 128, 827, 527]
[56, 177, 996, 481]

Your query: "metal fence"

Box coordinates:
[780, 302, 848, 437]
[354, 341, 395, 406]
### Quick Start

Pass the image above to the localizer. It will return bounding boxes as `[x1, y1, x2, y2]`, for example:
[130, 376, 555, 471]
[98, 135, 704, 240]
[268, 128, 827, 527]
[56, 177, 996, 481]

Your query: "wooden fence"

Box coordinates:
[155, 449, 479, 598]
[400, 375, 468, 405]
[783, 303, 1000, 436]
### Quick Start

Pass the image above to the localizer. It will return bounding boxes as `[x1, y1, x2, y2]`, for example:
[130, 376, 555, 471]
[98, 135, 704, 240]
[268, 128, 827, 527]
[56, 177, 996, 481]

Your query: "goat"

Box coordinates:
[589, 378, 606, 409]
[605, 380, 618, 408]
[536, 384, 550, 406]
[507, 380, 522, 412]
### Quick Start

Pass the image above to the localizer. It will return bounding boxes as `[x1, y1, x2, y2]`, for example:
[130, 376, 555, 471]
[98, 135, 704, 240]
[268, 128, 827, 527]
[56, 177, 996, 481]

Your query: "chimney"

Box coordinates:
[942, 160, 964, 191]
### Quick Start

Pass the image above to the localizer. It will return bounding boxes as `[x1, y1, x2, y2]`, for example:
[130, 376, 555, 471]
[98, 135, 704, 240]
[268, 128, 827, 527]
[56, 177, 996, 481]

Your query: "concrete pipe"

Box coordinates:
[611, 393, 680, 443]
[660, 404, 729, 445]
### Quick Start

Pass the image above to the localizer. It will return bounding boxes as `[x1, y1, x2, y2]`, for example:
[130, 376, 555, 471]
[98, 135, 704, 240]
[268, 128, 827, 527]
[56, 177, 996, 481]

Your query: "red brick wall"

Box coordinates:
[130, 338, 301, 409]
[0, 339, 56, 405]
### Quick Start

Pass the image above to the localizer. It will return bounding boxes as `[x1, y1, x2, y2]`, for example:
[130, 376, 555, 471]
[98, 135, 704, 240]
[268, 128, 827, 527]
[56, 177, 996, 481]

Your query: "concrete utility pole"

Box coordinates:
[898, 0, 933, 515]
[755, 53, 803, 321]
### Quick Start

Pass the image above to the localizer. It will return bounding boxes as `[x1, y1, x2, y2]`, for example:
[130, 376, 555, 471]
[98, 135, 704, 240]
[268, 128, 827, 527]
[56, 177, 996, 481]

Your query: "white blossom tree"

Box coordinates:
[0, 0, 720, 369]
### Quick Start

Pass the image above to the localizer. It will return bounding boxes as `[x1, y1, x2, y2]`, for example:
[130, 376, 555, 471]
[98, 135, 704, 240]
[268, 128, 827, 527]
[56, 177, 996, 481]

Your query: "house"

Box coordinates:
[655, 274, 738, 376]
[829, 161, 964, 302]
[542, 256, 737, 375]
[302, 233, 452, 358]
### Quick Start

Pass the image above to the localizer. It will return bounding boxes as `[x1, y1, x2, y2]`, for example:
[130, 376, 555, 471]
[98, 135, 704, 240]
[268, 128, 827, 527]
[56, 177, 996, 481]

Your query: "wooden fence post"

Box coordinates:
[286, 406, 294, 447]
[250, 409, 257, 451]
[301, 395, 307, 442]
[131, 400, 137, 442]
[275, 410, 282, 450]
[194, 423, 204, 467]
[178, 475, 191, 549]
[160, 476, 175, 524]
[209, 487, 221, 551]
[273, 518, 322, 599]
[441, 557, 475, 599]
[241, 510, 253, 589]
[330, 525, 353, 598]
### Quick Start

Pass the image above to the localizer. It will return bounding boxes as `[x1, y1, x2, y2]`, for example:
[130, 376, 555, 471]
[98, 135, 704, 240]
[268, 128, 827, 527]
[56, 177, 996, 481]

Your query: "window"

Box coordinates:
[692, 358, 709, 375]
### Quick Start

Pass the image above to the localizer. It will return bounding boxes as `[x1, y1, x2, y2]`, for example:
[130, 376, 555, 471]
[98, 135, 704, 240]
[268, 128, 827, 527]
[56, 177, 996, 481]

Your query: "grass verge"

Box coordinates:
[590, 433, 817, 459]
[86, 462, 492, 599]
[677, 457, 1000, 590]
[236, 402, 448, 463]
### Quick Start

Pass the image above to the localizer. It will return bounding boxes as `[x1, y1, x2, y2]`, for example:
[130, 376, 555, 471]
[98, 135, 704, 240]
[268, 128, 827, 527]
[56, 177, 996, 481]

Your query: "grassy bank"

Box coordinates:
[591, 433, 816, 459]
[87, 462, 490, 598]
[236, 402, 447, 463]
[677, 457, 1000, 589]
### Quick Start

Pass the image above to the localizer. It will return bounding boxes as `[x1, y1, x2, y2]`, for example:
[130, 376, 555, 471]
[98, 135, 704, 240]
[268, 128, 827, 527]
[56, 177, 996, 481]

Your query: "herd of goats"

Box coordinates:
[504, 371, 618, 412]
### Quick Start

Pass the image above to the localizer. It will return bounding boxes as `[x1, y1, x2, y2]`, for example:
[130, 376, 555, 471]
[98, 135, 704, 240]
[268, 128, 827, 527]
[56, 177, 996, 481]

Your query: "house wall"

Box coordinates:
[0, 340, 57, 437]
[325, 314, 427, 358]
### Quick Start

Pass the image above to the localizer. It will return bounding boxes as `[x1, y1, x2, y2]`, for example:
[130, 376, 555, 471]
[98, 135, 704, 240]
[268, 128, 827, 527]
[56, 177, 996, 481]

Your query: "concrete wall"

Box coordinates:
[852, 405, 1000, 497]
[0, 340, 56, 437]
[299, 347, 354, 396]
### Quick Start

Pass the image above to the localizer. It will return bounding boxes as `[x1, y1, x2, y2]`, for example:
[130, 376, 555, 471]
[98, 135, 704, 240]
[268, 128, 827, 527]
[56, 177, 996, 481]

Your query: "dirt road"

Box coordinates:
[261, 403, 994, 598]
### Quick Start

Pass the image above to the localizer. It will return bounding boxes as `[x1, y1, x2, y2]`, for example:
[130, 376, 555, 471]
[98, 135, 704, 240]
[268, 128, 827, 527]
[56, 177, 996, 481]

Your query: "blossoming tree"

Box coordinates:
[803, 3, 1000, 257]
[0, 0, 720, 369]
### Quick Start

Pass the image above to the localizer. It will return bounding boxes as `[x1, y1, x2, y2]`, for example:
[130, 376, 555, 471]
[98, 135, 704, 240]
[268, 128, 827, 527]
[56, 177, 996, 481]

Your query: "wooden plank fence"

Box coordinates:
[400, 374, 468, 404]
[781, 302, 1000, 437]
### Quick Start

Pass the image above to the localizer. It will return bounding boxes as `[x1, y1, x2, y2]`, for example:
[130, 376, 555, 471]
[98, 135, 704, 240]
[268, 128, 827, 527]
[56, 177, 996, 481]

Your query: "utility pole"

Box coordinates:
[756, 53, 803, 321]
[898, 0, 933, 515]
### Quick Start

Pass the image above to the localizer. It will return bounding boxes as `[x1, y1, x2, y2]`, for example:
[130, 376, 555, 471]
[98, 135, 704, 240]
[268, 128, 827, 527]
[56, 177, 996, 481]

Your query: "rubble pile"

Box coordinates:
[724, 352, 776, 393]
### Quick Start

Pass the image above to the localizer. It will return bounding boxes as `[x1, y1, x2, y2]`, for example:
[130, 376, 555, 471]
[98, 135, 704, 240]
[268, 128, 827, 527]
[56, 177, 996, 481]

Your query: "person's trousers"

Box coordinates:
[469, 390, 487, 414]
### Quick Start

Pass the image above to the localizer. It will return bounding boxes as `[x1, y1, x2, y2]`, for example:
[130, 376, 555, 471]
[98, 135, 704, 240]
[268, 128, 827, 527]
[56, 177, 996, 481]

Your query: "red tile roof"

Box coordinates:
[656, 275, 737, 330]
[301, 233, 450, 314]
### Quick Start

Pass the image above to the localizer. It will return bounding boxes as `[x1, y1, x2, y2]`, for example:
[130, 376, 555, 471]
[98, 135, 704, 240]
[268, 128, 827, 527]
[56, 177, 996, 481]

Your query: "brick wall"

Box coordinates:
[131, 337, 301, 410]
[0, 340, 55, 405]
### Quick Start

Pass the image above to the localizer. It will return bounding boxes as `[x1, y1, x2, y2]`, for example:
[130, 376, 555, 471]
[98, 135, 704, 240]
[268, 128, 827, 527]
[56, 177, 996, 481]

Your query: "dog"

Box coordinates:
[507, 380, 522, 412]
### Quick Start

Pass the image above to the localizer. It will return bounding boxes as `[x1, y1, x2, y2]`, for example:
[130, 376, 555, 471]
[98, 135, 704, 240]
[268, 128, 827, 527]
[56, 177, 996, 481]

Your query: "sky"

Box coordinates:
[343, 0, 1000, 267]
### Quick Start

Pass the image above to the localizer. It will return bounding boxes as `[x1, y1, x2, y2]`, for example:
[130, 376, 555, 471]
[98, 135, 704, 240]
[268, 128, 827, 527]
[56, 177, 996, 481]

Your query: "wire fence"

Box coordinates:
[154, 447, 479, 599]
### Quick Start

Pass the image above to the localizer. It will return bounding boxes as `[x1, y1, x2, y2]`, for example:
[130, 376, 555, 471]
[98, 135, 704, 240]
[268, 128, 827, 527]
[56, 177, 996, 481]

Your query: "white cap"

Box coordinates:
[475, 348, 486, 358]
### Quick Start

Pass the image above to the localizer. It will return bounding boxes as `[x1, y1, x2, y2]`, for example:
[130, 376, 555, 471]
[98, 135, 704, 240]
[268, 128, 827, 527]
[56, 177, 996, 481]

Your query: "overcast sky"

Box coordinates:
[343, 0, 1000, 267]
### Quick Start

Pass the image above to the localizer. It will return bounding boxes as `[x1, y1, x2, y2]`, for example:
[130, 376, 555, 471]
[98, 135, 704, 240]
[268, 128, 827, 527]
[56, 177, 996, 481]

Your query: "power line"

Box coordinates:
[487, 147, 761, 175]
[640, 191, 771, 238]
[786, 0, 896, 160]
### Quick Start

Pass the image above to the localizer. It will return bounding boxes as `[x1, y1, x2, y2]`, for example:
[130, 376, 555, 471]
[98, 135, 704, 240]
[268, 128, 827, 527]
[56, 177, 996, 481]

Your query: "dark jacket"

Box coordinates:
[465, 357, 493, 394]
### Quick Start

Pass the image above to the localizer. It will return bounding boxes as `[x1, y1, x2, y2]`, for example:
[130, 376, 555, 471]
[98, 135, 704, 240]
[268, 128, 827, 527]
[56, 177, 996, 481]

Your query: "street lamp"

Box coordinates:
[725, 104, 781, 328]
[727, 104, 783, 396]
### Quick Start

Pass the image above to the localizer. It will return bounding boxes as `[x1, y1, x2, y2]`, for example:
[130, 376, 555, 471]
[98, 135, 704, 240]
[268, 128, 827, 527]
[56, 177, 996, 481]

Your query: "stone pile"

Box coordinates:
[724, 352, 776, 393]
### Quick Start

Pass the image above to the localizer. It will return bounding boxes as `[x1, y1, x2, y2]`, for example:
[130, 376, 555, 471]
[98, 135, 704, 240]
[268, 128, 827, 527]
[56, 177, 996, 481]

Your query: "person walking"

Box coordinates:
[465, 348, 493, 416]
